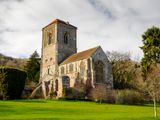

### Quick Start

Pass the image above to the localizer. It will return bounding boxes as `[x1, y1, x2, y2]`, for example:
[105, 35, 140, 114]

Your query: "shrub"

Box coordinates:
[90, 84, 115, 103]
[105, 89, 116, 103]
[63, 87, 86, 100]
[0, 66, 27, 100]
[115, 89, 144, 105]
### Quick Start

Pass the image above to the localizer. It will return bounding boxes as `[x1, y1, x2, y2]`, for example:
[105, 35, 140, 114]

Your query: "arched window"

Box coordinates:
[95, 61, 104, 83]
[64, 32, 69, 44]
[61, 67, 64, 74]
[62, 76, 70, 89]
[48, 33, 52, 45]
[47, 66, 50, 74]
[69, 64, 74, 72]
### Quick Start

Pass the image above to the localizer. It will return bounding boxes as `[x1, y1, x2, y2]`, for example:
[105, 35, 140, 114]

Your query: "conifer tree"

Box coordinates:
[140, 26, 160, 118]
[25, 51, 40, 82]
[140, 26, 160, 78]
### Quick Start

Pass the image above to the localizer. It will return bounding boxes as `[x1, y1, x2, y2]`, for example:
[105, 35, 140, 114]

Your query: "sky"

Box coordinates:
[0, 0, 160, 60]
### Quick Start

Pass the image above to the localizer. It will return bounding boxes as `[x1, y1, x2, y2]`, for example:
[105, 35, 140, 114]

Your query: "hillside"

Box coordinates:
[0, 53, 28, 70]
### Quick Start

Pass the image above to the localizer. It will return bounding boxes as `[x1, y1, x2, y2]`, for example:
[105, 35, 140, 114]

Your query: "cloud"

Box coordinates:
[0, 0, 160, 60]
[88, 0, 113, 19]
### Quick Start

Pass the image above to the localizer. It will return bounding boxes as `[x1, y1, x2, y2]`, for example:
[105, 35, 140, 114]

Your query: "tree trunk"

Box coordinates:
[153, 98, 157, 118]
[99, 99, 102, 104]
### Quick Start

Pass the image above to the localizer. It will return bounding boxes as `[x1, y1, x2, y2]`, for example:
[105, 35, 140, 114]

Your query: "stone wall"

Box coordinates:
[40, 21, 77, 82]
[57, 22, 77, 64]
[40, 23, 58, 81]
[39, 19, 113, 98]
[91, 47, 113, 87]
[59, 59, 89, 87]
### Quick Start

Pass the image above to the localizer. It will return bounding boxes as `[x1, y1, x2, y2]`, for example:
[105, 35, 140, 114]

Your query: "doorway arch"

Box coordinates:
[62, 76, 70, 89]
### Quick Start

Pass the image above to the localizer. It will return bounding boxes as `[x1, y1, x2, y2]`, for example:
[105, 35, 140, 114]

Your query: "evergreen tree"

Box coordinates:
[25, 51, 40, 82]
[140, 26, 160, 78]
[140, 26, 160, 118]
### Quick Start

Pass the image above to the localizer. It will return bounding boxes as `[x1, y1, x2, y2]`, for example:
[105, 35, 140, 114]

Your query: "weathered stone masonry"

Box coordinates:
[38, 19, 113, 98]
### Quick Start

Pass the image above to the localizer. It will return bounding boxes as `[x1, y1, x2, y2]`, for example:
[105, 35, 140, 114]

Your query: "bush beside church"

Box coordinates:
[0, 67, 27, 100]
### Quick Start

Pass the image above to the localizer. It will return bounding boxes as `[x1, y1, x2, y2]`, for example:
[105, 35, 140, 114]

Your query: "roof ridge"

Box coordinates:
[66, 46, 99, 57]
[60, 46, 100, 65]
[76, 46, 99, 54]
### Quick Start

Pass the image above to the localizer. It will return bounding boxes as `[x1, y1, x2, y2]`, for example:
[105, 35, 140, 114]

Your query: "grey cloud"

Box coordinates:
[88, 0, 113, 19]
[0, 0, 160, 59]
[0, 38, 4, 43]
[0, 36, 8, 46]
[0, 0, 24, 2]
[0, 28, 15, 34]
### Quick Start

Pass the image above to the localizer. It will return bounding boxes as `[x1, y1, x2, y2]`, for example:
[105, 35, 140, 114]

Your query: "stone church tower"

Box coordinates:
[41, 19, 77, 77]
[35, 19, 113, 99]
[40, 19, 77, 97]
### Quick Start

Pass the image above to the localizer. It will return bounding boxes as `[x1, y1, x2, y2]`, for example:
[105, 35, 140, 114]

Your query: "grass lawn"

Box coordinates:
[0, 100, 159, 120]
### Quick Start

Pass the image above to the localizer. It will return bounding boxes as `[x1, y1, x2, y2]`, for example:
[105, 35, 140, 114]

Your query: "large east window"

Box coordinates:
[95, 61, 104, 83]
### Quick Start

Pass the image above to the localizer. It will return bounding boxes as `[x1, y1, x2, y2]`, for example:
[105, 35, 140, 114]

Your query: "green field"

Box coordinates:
[0, 100, 159, 120]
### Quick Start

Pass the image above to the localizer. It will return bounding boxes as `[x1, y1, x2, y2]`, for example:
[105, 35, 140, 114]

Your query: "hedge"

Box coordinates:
[63, 88, 86, 100]
[0, 66, 27, 100]
[115, 90, 144, 105]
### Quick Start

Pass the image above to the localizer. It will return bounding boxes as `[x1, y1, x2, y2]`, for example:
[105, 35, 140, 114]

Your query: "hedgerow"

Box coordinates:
[0, 66, 27, 100]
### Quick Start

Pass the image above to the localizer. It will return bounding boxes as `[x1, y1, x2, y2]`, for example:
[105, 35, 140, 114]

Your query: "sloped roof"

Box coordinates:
[42, 19, 77, 30]
[60, 46, 99, 65]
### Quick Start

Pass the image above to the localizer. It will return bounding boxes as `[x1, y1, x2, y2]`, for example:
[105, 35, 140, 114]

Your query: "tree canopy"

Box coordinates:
[24, 51, 40, 82]
[140, 26, 160, 78]
[106, 51, 138, 89]
[140, 26, 160, 118]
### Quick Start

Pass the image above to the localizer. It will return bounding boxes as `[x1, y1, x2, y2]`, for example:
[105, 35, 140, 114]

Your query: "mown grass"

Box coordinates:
[0, 99, 159, 120]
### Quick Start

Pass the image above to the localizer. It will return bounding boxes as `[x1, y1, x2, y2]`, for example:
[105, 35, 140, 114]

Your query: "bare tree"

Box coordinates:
[90, 84, 108, 104]
[106, 51, 138, 89]
[137, 65, 160, 118]
[146, 66, 160, 118]
[106, 51, 131, 63]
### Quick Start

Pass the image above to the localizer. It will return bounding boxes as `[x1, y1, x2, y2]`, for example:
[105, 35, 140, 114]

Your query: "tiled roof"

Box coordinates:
[42, 19, 77, 30]
[60, 46, 99, 65]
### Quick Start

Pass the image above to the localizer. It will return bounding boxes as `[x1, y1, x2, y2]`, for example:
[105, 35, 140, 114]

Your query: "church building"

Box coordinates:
[39, 19, 113, 98]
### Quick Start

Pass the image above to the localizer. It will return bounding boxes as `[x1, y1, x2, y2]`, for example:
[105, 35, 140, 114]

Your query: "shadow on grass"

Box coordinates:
[7, 99, 48, 103]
